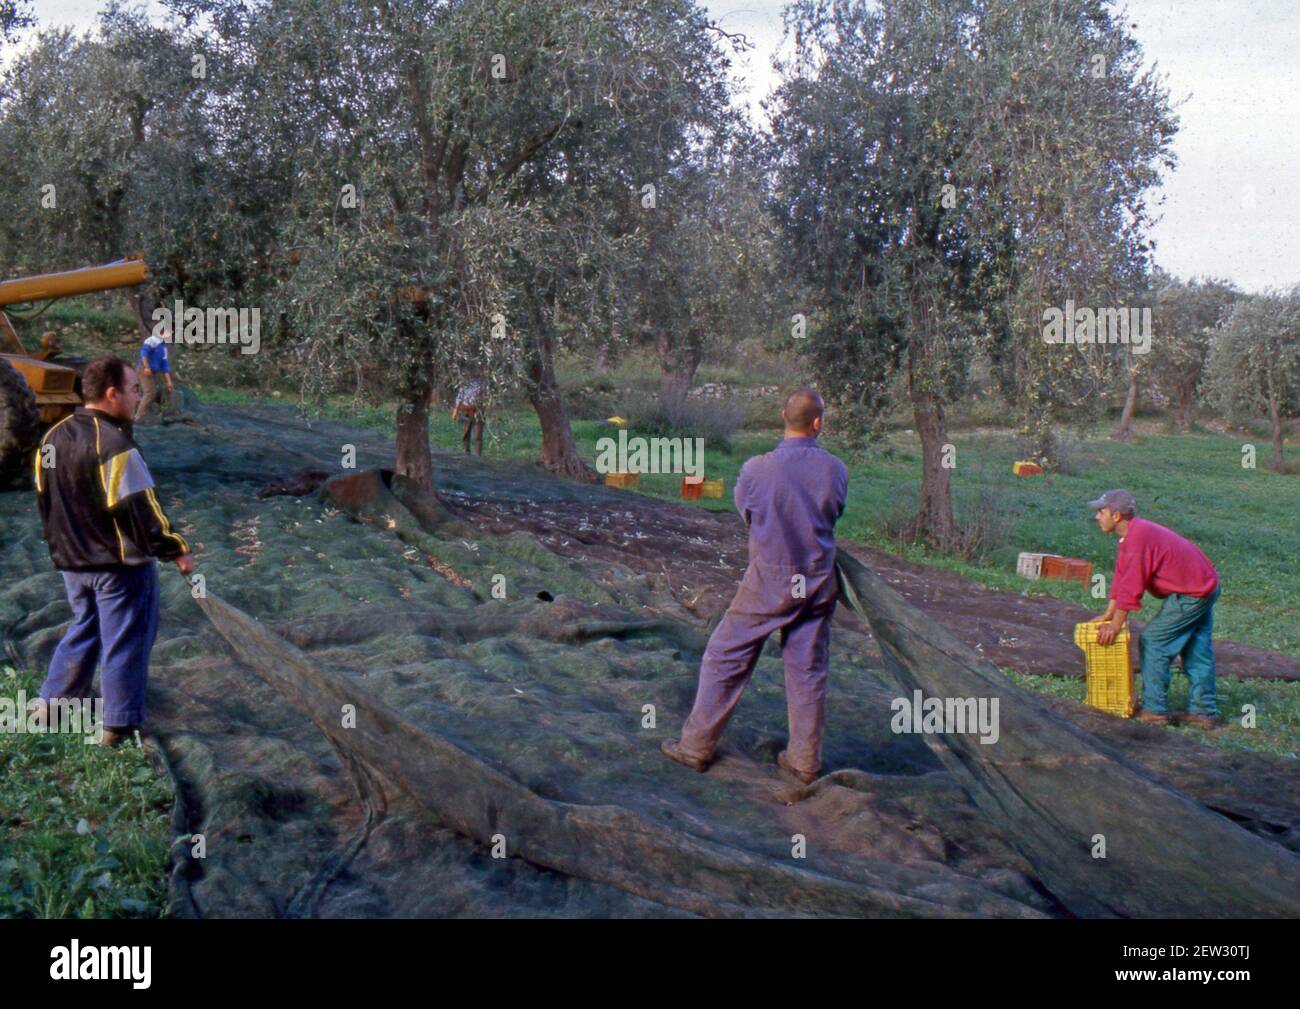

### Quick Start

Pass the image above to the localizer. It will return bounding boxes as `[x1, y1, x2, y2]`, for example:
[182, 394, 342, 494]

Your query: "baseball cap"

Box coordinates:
[1086, 489, 1136, 515]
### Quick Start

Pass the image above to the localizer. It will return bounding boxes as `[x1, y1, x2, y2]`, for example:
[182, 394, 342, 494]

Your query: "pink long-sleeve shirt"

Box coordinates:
[1110, 517, 1219, 611]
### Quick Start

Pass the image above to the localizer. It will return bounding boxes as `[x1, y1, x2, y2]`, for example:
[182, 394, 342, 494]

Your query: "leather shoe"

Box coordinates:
[661, 738, 710, 772]
[1134, 709, 1171, 726]
[1181, 713, 1218, 730]
[777, 750, 818, 785]
[97, 725, 139, 748]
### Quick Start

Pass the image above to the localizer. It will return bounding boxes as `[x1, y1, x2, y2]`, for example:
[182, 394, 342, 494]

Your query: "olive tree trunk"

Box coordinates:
[1114, 365, 1138, 441]
[1267, 383, 1287, 472]
[395, 338, 435, 492]
[907, 339, 956, 550]
[656, 328, 702, 424]
[526, 313, 595, 483]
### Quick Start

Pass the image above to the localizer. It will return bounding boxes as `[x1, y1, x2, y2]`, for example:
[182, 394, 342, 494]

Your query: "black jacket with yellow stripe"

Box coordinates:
[34, 407, 190, 570]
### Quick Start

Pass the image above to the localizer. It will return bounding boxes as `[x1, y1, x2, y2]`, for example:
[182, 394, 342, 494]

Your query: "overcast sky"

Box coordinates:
[13, 0, 1300, 292]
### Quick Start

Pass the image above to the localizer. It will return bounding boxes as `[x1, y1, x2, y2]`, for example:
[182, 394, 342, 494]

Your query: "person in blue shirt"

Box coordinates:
[134, 327, 175, 421]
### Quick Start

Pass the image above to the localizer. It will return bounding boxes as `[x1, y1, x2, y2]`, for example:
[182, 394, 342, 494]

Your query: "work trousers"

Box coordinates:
[135, 369, 167, 420]
[678, 564, 838, 775]
[1139, 583, 1220, 717]
[40, 563, 160, 727]
[460, 410, 484, 455]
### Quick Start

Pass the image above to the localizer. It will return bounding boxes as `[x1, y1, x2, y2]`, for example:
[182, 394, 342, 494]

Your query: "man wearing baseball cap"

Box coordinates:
[1088, 489, 1221, 727]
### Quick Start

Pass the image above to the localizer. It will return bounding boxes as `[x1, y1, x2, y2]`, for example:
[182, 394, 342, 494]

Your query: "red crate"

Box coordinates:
[1041, 556, 1093, 587]
[681, 479, 702, 500]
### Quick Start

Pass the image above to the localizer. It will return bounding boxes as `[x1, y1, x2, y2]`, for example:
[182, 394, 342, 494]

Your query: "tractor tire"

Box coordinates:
[0, 358, 42, 489]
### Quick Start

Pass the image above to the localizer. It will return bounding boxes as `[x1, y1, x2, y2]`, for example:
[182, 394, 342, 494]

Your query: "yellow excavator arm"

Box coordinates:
[0, 257, 149, 353]
[0, 256, 150, 425]
[0, 256, 149, 309]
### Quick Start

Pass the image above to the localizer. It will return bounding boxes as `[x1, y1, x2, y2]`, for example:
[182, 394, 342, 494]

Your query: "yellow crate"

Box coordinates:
[700, 479, 724, 498]
[1073, 622, 1135, 717]
[604, 471, 639, 489]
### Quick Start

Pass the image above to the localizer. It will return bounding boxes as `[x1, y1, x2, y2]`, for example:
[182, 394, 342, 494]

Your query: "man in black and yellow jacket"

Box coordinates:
[33, 356, 195, 745]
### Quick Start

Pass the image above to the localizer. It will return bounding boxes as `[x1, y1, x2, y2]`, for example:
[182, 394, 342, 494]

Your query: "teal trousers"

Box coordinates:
[1139, 583, 1220, 717]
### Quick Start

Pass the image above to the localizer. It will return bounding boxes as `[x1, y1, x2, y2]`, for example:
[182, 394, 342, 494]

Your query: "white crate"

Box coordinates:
[1017, 552, 1055, 580]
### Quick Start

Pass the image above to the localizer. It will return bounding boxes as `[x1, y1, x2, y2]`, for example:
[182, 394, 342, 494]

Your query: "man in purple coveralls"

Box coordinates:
[662, 389, 848, 784]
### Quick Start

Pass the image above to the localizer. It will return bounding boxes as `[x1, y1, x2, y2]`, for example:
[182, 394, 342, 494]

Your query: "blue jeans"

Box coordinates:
[1138, 583, 1220, 717]
[40, 563, 160, 727]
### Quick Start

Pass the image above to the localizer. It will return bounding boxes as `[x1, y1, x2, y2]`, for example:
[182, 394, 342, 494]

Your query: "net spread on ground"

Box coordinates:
[2, 402, 1296, 917]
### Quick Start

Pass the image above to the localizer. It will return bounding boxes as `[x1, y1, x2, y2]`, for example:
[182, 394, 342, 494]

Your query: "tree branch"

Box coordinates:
[472, 115, 569, 204]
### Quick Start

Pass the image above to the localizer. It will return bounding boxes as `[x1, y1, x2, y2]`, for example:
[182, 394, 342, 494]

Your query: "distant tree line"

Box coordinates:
[0, 0, 1295, 550]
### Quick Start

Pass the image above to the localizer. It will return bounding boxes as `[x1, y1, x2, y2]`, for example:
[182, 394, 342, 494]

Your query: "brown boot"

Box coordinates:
[661, 738, 710, 772]
[1134, 709, 1171, 726]
[1181, 713, 1218, 730]
[97, 725, 138, 748]
[777, 750, 818, 785]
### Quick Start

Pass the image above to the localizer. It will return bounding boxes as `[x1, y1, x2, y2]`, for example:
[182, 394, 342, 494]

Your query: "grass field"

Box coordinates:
[0, 667, 173, 918]
[192, 377, 1299, 660]
[1003, 668, 1298, 758]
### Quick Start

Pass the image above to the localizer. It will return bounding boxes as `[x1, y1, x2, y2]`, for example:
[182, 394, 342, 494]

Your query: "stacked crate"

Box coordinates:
[1017, 552, 1049, 579]
[1017, 552, 1092, 587]
[1041, 555, 1093, 587]
[682, 478, 725, 499]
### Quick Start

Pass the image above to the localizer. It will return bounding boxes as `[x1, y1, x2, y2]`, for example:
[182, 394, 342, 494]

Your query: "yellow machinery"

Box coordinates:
[0, 257, 149, 483]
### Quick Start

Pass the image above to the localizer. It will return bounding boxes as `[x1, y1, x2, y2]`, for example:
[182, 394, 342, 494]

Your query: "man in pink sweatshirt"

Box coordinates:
[1089, 489, 1221, 728]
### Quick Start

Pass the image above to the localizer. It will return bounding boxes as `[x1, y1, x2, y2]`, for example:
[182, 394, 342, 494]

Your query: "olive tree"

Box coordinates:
[0, 5, 206, 281]
[1206, 290, 1300, 473]
[0, 0, 30, 44]
[1147, 272, 1239, 432]
[625, 142, 780, 419]
[969, 0, 1177, 463]
[488, 6, 745, 472]
[168, 0, 741, 489]
[771, 0, 1000, 548]
[771, 0, 1176, 548]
